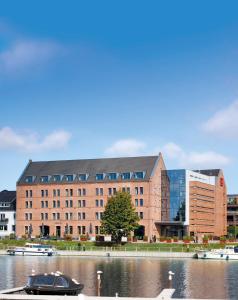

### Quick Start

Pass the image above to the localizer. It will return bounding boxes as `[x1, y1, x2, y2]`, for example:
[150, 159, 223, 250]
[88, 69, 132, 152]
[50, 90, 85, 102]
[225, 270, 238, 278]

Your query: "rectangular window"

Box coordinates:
[100, 188, 103, 196]
[45, 213, 48, 220]
[82, 226, 86, 234]
[140, 199, 144, 206]
[96, 199, 99, 207]
[78, 226, 82, 235]
[70, 200, 73, 207]
[45, 190, 48, 197]
[53, 213, 56, 220]
[79, 174, 87, 181]
[100, 199, 103, 207]
[53, 200, 56, 208]
[41, 176, 49, 183]
[65, 189, 69, 197]
[65, 213, 69, 220]
[30, 190, 32, 197]
[45, 201, 48, 208]
[82, 212, 86, 219]
[69, 226, 73, 234]
[53, 175, 61, 182]
[108, 188, 112, 195]
[96, 212, 99, 220]
[57, 200, 60, 208]
[78, 212, 81, 220]
[139, 212, 144, 219]
[140, 187, 144, 195]
[108, 173, 117, 180]
[122, 172, 131, 180]
[113, 188, 117, 195]
[95, 226, 99, 235]
[57, 189, 60, 197]
[41, 201, 44, 208]
[65, 200, 69, 208]
[41, 213, 44, 220]
[30, 201, 32, 208]
[96, 188, 99, 196]
[78, 200, 81, 208]
[69, 212, 73, 220]
[25, 213, 28, 220]
[25, 176, 33, 183]
[135, 187, 139, 195]
[41, 190, 44, 197]
[57, 212, 60, 220]
[134, 172, 145, 179]
[78, 189, 82, 196]
[127, 187, 130, 194]
[26, 190, 29, 198]
[53, 189, 56, 197]
[82, 200, 86, 207]
[25, 201, 28, 208]
[135, 199, 138, 206]
[66, 175, 74, 182]
[96, 173, 104, 181]
[70, 189, 73, 196]
[82, 188, 86, 196]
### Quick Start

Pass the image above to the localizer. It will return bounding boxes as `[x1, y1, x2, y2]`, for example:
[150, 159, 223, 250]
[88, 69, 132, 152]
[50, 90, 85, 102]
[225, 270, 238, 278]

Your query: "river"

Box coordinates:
[0, 256, 237, 298]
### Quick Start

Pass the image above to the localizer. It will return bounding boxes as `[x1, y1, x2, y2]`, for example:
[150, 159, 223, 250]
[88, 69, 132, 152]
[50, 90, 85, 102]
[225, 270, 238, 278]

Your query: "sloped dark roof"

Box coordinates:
[0, 190, 16, 203]
[193, 169, 221, 177]
[17, 155, 160, 185]
[0, 190, 16, 211]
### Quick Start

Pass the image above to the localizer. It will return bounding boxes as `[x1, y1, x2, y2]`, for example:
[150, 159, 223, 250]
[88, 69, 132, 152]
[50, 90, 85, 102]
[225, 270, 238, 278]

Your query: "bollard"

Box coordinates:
[168, 270, 175, 289]
[97, 270, 103, 296]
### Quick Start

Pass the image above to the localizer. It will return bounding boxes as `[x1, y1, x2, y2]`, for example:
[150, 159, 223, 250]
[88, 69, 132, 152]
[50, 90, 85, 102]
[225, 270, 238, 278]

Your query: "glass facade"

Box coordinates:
[167, 170, 186, 222]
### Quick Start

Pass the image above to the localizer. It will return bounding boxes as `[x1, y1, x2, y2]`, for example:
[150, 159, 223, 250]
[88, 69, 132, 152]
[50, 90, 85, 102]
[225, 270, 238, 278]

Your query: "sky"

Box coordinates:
[0, 1, 238, 193]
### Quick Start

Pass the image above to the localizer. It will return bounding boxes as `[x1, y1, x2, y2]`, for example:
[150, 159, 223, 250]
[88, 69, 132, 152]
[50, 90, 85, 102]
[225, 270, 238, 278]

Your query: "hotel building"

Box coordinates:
[162, 169, 227, 239]
[0, 190, 16, 238]
[16, 154, 170, 239]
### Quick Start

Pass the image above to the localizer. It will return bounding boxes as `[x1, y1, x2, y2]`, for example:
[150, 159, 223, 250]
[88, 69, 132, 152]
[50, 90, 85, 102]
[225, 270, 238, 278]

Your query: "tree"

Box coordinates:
[100, 191, 140, 243]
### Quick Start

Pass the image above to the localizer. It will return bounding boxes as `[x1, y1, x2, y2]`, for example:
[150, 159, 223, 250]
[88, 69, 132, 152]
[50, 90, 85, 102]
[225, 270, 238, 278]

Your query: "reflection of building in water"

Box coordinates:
[183, 260, 228, 299]
[158, 169, 227, 239]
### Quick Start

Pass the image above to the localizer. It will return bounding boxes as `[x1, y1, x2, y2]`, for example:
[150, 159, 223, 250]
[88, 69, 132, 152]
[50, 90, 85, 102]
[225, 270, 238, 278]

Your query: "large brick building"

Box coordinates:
[16, 154, 169, 240]
[163, 169, 227, 239]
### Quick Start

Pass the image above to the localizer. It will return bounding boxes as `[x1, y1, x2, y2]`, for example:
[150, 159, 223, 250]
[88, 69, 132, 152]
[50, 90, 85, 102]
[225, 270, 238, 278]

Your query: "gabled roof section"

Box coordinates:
[17, 155, 160, 185]
[0, 190, 16, 203]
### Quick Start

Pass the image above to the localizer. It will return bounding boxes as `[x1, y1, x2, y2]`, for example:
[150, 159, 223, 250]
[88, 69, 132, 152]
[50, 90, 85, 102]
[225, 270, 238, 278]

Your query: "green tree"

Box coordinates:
[100, 191, 140, 243]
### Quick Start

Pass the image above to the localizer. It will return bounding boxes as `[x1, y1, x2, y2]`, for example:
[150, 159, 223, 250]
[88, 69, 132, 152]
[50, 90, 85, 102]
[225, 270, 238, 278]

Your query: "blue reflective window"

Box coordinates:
[53, 175, 61, 182]
[96, 173, 104, 181]
[25, 176, 33, 183]
[66, 175, 74, 182]
[41, 176, 49, 183]
[134, 172, 145, 179]
[108, 173, 117, 180]
[122, 172, 131, 180]
[79, 174, 87, 181]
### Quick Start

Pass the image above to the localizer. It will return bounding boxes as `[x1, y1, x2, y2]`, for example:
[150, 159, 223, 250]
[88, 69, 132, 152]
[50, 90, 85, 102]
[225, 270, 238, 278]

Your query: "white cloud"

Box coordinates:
[0, 127, 71, 153]
[0, 39, 62, 74]
[202, 100, 238, 138]
[161, 142, 230, 169]
[105, 139, 146, 156]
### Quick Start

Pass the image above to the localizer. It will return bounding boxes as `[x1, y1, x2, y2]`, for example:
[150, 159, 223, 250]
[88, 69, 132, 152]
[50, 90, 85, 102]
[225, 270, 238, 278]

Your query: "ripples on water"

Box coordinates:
[0, 256, 237, 298]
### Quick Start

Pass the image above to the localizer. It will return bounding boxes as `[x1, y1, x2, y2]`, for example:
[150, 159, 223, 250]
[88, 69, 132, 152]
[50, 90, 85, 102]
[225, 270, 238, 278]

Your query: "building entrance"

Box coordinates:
[56, 226, 61, 238]
[134, 225, 145, 240]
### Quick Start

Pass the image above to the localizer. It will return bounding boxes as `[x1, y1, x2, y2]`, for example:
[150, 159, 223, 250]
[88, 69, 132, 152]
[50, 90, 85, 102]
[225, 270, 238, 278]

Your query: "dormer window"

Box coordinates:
[134, 171, 145, 179]
[66, 175, 74, 182]
[96, 173, 104, 181]
[108, 173, 118, 180]
[122, 172, 131, 180]
[40, 176, 50, 183]
[78, 174, 88, 181]
[25, 176, 34, 183]
[53, 175, 61, 182]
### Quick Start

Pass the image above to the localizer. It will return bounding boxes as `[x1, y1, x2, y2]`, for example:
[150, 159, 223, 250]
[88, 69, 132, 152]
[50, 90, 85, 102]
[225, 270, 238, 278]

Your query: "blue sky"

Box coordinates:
[0, 1, 238, 192]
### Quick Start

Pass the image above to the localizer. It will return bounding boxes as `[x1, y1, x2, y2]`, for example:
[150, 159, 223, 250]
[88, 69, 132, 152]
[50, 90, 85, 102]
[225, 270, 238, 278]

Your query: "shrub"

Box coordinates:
[80, 235, 87, 241]
[9, 233, 16, 240]
[143, 235, 148, 242]
[64, 234, 72, 241]
[96, 235, 104, 242]
[173, 236, 178, 242]
[21, 235, 27, 240]
[159, 236, 166, 242]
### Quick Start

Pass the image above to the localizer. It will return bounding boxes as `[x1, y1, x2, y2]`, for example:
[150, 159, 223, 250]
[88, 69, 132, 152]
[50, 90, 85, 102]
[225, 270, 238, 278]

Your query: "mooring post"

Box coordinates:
[97, 270, 103, 296]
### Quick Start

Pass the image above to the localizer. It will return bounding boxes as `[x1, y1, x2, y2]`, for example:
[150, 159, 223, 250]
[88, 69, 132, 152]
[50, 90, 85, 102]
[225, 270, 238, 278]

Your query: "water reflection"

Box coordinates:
[0, 256, 237, 298]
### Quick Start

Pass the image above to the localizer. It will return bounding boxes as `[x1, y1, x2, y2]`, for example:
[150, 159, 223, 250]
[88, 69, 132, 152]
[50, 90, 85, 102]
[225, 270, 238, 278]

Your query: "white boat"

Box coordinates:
[7, 243, 56, 256]
[197, 245, 238, 260]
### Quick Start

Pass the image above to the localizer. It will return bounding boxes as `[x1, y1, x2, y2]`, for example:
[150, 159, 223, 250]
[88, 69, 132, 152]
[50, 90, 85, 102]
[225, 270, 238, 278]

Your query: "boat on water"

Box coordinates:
[197, 245, 238, 260]
[7, 243, 56, 256]
[24, 272, 84, 295]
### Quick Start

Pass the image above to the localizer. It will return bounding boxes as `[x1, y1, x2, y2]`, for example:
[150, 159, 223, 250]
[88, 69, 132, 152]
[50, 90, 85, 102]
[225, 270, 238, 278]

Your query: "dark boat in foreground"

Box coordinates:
[24, 272, 84, 295]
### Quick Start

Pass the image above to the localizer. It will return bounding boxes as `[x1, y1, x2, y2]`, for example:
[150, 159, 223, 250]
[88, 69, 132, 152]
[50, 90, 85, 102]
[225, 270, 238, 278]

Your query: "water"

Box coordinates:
[0, 256, 237, 298]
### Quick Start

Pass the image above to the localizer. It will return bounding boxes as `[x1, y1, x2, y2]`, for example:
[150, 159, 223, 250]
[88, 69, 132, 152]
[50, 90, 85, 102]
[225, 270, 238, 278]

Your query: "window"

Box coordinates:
[41, 213, 44, 220]
[96, 173, 104, 181]
[53, 175, 61, 182]
[78, 189, 82, 196]
[25, 213, 28, 220]
[83, 188, 86, 196]
[41, 176, 49, 183]
[78, 226, 86, 235]
[82, 200, 86, 207]
[45, 201, 48, 208]
[57, 212, 60, 220]
[26, 190, 29, 198]
[78, 200, 82, 208]
[57, 200, 60, 208]
[100, 188, 103, 196]
[55, 277, 69, 288]
[140, 187, 144, 195]
[45, 213, 48, 220]
[122, 172, 131, 180]
[96, 212, 99, 220]
[108, 173, 118, 180]
[113, 188, 117, 195]
[96, 188, 99, 196]
[45, 190, 48, 197]
[53, 200, 56, 208]
[140, 199, 144, 206]
[78, 174, 88, 181]
[69, 226, 73, 234]
[96, 200, 99, 207]
[135, 199, 138, 206]
[65, 189, 69, 197]
[135, 187, 139, 195]
[66, 175, 74, 182]
[25, 176, 34, 183]
[127, 187, 130, 194]
[95, 226, 99, 235]
[108, 188, 112, 196]
[70, 189, 73, 196]
[41, 190, 44, 197]
[134, 171, 145, 179]
[25, 201, 28, 208]
[100, 199, 103, 207]
[30, 190, 32, 197]
[70, 200, 73, 207]
[82, 212, 86, 219]
[139, 212, 144, 219]
[53, 190, 56, 197]
[41, 201, 44, 208]
[96, 188, 103, 196]
[53, 213, 56, 220]
[29, 201, 32, 208]
[65, 200, 69, 208]
[65, 213, 69, 220]
[57, 189, 60, 197]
